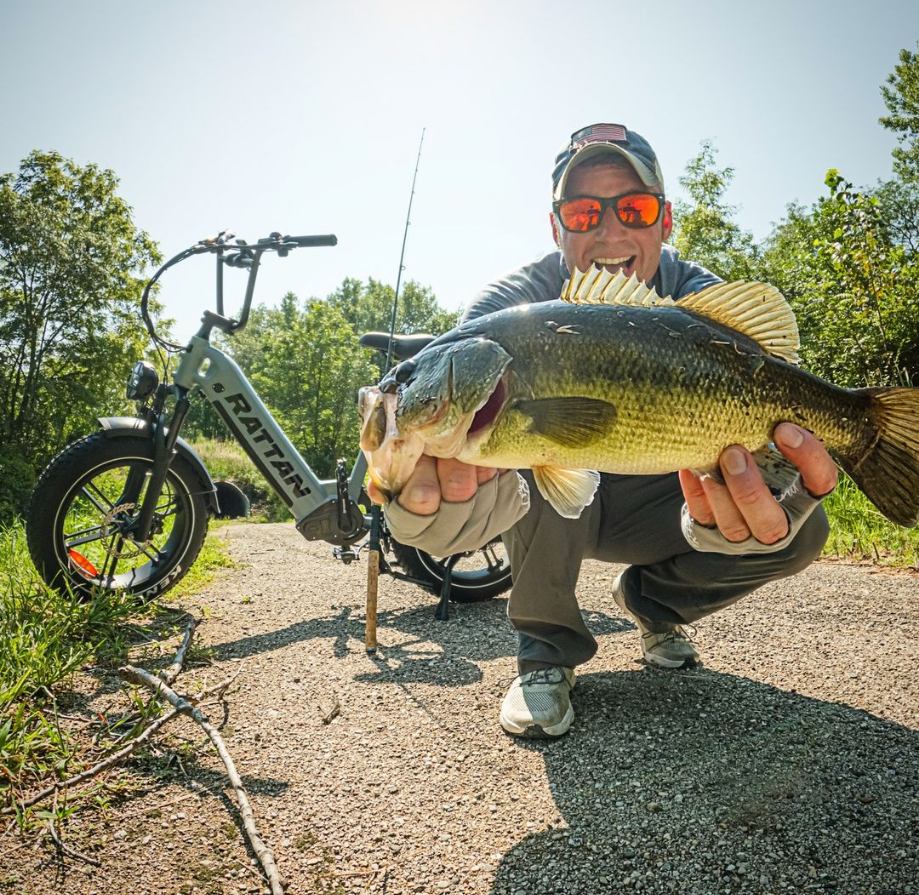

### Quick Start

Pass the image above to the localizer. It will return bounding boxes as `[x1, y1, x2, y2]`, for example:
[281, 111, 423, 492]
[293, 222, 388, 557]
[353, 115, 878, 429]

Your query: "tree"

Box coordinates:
[327, 277, 458, 375]
[761, 171, 919, 387]
[670, 140, 759, 281]
[217, 292, 379, 475]
[0, 151, 161, 515]
[880, 41, 919, 182]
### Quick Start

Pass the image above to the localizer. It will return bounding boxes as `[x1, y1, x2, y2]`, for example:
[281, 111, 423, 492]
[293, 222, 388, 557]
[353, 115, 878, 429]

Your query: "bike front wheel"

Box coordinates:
[390, 537, 512, 602]
[27, 433, 211, 600]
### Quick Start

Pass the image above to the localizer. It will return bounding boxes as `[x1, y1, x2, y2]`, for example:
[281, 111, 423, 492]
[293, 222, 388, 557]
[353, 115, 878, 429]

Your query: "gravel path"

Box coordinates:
[3, 521, 917, 895]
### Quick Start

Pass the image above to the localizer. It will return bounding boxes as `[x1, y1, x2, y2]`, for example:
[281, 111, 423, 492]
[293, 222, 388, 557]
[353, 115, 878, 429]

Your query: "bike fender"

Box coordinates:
[96, 417, 220, 514]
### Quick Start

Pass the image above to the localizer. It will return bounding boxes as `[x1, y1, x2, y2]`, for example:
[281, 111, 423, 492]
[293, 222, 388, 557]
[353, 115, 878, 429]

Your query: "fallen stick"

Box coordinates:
[11, 668, 243, 814]
[13, 705, 183, 812]
[46, 795, 102, 868]
[160, 618, 199, 685]
[119, 665, 285, 895]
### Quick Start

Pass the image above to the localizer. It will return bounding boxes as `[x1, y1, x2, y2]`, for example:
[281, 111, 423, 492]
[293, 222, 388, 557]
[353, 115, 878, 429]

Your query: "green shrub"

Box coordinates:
[191, 438, 288, 521]
[0, 446, 37, 524]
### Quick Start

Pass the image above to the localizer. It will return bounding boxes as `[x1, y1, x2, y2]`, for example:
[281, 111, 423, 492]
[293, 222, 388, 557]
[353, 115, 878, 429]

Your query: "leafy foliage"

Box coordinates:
[880, 41, 919, 182]
[670, 140, 760, 281]
[195, 283, 458, 480]
[0, 151, 161, 515]
[759, 171, 919, 387]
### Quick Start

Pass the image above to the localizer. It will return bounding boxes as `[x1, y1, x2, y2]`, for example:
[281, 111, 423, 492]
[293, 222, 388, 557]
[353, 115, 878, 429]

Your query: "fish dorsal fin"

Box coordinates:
[532, 466, 600, 519]
[676, 281, 800, 365]
[560, 265, 672, 308]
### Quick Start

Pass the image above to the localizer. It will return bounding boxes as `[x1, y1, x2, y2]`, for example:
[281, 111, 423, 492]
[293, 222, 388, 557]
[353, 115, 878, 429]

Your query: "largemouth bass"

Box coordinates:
[359, 267, 919, 526]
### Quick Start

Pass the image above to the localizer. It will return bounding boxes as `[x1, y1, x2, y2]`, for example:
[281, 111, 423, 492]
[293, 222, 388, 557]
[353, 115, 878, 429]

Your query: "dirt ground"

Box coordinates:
[1, 521, 917, 895]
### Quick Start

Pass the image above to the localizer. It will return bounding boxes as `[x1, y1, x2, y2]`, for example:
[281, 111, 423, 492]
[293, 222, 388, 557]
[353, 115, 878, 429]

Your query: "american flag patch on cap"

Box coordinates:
[572, 123, 627, 147]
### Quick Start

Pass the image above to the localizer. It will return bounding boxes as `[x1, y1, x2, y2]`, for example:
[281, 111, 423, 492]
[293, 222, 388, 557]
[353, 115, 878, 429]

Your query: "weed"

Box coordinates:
[0, 518, 235, 826]
[823, 473, 919, 567]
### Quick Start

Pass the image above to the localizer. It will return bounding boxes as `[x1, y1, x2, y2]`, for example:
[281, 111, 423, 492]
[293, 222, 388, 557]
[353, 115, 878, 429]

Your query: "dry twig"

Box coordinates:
[13, 706, 183, 812]
[119, 665, 285, 895]
[160, 618, 199, 685]
[46, 794, 102, 868]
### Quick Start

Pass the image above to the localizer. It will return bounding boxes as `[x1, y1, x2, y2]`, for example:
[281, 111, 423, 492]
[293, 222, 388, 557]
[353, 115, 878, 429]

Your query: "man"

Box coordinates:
[374, 123, 838, 738]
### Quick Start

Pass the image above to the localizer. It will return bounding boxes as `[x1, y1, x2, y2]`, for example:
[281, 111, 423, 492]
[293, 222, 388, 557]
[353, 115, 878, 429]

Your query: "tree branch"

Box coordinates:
[118, 666, 285, 895]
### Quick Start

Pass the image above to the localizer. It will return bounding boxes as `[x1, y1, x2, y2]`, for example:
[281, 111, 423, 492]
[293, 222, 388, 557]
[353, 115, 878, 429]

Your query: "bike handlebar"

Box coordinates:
[141, 229, 337, 350]
[277, 234, 338, 248]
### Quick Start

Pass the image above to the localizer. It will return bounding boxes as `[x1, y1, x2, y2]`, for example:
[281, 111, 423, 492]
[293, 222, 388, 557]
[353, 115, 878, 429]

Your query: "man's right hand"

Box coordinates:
[367, 455, 499, 515]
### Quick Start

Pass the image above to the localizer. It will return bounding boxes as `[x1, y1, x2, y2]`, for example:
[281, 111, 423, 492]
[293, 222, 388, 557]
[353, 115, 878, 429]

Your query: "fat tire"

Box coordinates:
[389, 538, 512, 603]
[26, 432, 211, 601]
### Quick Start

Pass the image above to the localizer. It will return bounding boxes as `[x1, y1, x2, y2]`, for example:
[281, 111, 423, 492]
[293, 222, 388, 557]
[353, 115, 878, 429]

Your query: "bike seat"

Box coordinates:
[359, 331, 436, 361]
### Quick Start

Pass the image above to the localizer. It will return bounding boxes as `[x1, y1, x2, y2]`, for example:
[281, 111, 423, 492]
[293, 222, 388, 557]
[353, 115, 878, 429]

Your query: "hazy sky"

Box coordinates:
[2, 1, 917, 336]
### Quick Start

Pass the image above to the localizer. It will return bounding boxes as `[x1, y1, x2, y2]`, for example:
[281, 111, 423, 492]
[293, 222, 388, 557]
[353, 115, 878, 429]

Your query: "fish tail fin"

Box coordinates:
[839, 388, 919, 527]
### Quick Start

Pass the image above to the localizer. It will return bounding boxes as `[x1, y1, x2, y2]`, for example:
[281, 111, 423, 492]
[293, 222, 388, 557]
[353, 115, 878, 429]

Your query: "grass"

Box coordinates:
[0, 516, 237, 824]
[823, 472, 919, 567]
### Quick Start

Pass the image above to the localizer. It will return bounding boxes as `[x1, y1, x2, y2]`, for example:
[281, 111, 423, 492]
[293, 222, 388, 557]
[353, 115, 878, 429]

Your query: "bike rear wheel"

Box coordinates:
[390, 537, 512, 602]
[27, 433, 211, 600]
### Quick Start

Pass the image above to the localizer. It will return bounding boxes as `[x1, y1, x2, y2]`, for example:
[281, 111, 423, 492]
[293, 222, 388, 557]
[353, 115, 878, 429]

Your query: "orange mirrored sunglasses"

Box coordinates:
[553, 192, 664, 232]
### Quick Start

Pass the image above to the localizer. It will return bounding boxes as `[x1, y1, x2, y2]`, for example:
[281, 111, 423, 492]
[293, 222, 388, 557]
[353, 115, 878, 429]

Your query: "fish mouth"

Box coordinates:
[468, 378, 506, 436]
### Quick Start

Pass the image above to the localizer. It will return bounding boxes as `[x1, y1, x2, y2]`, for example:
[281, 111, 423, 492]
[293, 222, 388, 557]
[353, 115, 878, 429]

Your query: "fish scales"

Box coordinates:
[361, 271, 919, 525]
[451, 301, 871, 474]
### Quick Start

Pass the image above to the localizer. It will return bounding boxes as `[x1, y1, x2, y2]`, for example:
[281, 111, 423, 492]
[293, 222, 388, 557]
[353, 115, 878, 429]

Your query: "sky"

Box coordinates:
[2, 0, 917, 337]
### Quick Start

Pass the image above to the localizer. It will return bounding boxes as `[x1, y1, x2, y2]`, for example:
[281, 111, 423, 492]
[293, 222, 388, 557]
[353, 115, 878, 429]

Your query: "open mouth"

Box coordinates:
[468, 379, 506, 435]
[594, 255, 636, 277]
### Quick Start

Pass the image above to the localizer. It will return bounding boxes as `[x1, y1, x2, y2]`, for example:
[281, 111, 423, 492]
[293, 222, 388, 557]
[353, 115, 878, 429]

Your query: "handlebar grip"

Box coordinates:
[287, 234, 338, 247]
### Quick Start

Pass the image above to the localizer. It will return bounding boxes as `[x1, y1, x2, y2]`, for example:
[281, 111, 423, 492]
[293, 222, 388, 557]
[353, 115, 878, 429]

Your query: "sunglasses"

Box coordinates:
[553, 192, 665, 233]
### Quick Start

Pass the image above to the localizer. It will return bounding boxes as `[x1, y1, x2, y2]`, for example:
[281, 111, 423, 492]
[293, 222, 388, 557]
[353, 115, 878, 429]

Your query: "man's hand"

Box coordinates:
[679, 423, 838, 545]
[367, 455, 498, 515]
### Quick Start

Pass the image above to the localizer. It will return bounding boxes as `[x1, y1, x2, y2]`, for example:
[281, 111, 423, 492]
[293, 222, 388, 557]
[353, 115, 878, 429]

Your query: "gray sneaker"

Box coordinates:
[613, 572, 700, 669]
[499, 666, 576, 738]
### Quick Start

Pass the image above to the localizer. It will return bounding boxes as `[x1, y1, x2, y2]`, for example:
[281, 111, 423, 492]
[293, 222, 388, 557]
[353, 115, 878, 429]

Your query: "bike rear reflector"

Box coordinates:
[68, 550, 98, 578]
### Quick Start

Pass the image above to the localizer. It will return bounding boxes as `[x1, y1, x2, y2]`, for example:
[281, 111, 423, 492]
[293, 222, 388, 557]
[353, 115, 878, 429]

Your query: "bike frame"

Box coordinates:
[172, 334, 369, 544]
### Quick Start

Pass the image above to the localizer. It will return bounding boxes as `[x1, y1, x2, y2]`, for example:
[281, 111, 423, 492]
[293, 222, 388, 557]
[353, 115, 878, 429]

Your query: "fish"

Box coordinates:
[358, 266, 919, 526]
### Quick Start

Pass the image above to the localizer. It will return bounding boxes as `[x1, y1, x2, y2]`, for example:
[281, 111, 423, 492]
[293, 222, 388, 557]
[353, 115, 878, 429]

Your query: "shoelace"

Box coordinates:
[500, 668, 567, 688]
[522, 668, 564, 686]
[641, 623, 697, 643]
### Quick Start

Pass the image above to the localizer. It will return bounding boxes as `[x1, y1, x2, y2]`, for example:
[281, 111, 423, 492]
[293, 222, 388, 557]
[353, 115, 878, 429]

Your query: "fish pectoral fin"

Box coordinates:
[518, 398, 617, 447]
[560, 265, 671, 307]
[675, 281, 801, 365]
[532, 467, 600, 519]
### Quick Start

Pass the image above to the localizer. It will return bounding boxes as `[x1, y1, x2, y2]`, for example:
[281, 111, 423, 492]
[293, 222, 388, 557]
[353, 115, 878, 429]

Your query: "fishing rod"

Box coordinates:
[367, 128, 426, 654]
[384, 128, 426, 371]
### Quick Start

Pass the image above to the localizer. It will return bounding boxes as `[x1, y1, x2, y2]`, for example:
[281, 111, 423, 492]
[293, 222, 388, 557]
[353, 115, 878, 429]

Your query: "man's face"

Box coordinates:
[552, 162, 672, 284]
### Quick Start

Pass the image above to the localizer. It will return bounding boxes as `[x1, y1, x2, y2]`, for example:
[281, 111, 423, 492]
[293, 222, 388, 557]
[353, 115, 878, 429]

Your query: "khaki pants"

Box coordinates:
[504, 471, 829, 673]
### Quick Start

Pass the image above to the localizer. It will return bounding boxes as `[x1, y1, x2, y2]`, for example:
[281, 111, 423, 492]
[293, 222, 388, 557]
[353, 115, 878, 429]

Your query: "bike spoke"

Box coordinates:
[155, 494, 180, 517]
[100, 537, 123, 582]
[65, 524, 110, 549]
[80, 481, 115, 515]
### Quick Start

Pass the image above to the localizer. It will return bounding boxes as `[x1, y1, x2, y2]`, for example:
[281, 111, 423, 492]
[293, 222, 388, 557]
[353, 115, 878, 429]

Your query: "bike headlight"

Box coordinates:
[126, 361, 159, 401]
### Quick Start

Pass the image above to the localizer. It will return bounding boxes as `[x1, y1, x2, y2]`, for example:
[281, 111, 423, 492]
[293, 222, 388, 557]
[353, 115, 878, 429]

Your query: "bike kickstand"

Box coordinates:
[435, 554, 463, 621]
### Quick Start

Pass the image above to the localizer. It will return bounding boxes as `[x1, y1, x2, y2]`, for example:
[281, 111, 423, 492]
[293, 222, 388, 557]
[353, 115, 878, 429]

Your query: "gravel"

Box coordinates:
[2, 521, 917, 895]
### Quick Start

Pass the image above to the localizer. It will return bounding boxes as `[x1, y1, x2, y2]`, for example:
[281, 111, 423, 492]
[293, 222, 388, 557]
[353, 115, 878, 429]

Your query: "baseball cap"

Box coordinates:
[552, 123, 665, 199]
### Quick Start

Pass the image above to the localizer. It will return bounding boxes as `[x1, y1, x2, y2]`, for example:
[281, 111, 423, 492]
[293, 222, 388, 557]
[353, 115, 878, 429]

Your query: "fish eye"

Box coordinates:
[394, 360, 416, 384]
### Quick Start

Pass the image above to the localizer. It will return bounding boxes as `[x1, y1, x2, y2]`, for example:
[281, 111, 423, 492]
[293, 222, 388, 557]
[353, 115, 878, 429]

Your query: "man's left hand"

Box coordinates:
[679, 422, 838, 545]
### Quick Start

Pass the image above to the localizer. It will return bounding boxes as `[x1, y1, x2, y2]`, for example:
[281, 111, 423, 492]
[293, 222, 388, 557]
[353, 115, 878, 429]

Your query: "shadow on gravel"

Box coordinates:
[208, 601, 634, 689]
[491, 668, 917, 895]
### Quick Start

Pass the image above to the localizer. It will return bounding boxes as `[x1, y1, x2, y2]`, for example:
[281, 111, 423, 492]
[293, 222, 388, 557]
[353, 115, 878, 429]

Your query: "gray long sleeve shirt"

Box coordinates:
[463, 244, 722, 321]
